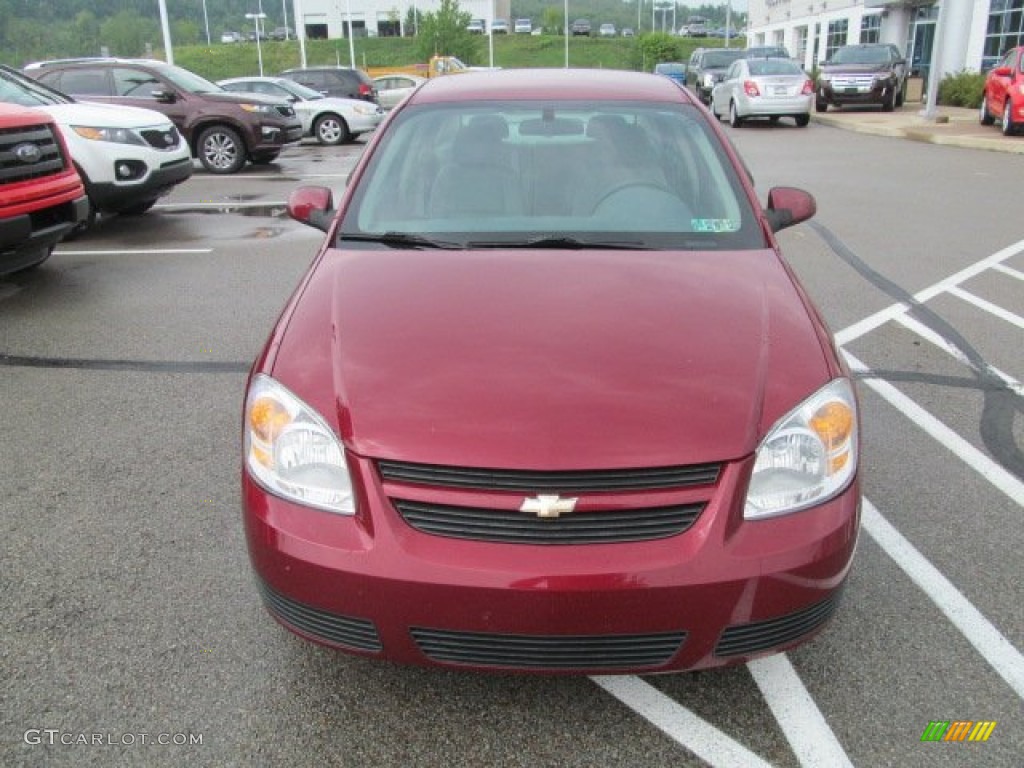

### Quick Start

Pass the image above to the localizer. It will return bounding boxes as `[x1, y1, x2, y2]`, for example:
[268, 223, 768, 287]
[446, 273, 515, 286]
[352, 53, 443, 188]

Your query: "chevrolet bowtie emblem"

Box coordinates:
[519, 495, 578, 519]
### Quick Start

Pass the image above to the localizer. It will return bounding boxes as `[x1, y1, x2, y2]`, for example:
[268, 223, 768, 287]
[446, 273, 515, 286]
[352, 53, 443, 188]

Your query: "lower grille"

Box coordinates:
[395, 499, 703, 544]
[257, 580, 382, 652]
[411, 627, 686, 670]
[714, 591, 841, 657]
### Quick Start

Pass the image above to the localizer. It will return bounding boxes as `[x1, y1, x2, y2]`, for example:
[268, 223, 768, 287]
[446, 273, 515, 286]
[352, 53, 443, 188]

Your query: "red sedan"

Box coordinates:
[242, 69, 861, 673]
[980, 46, 1024, 135]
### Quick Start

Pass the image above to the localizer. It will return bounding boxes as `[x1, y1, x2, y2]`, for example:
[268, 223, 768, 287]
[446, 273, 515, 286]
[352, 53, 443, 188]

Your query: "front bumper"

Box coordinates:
[88, 157, 193, 212]
[818, 80, 895, 107]
[0, 195, 89, 274]
[243, 453, 860, 674]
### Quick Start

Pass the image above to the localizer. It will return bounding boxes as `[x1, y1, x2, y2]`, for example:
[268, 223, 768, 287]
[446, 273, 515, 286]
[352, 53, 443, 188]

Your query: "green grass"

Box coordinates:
[172, 34, 743, 81]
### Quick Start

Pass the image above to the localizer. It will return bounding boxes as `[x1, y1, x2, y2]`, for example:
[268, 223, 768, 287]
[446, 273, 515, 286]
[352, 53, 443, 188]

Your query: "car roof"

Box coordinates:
[24, 57, 169, 71]
[406, 68, 695, 106]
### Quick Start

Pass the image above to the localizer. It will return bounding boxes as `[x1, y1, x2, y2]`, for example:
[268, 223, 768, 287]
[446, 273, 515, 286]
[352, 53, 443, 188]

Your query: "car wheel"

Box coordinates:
[729, 101, 743, 128]
[1002, 102, 1016, 136]
[118, 200, 157, 216]
[815, 99, 828, 113]
[794, 114, 810, 127]
[895, 82, 905, 108]
[197, 125, 246, 174]
[314, 114, 350, 145]
[979, 95, 995, 126]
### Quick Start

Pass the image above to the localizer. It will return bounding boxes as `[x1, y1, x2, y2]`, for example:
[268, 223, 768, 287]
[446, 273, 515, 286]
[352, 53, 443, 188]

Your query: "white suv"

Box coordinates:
[0, 64, 192, 230]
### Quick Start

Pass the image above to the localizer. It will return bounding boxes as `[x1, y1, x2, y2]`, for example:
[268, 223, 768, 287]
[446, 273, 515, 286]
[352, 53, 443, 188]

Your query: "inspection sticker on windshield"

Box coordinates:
[691, 218, 740, 233]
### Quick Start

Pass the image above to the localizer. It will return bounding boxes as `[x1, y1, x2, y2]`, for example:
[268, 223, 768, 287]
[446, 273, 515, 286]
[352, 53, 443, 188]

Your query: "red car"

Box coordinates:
[243, 69, 861, 674]
[980, 46, 1024, 135]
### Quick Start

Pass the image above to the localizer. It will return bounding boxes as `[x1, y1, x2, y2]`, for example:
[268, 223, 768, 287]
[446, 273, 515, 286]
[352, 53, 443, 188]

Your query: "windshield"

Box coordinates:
[831, 46, 890, 65]
[157, 64, 224, 94]
[0, 66, 69, 106]
[340, 101, 763, 251]
[704, 50, 745, 68]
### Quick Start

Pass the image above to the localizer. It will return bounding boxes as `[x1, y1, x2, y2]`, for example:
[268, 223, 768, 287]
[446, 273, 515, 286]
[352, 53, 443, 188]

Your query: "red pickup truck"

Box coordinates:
[0, 102, 88, 275]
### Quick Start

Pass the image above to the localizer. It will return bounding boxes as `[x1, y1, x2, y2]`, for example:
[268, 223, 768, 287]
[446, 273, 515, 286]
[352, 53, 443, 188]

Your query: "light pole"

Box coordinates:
[564, 0, 569, 68]
[281, 0, 289, 39]
[202, 0, 211, 45]
[158, 0, 174, 64]
[245, 12, 268, 75]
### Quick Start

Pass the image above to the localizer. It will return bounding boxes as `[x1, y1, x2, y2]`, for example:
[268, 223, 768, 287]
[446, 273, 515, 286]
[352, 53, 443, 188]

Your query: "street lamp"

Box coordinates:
[245, 12, 268, 75]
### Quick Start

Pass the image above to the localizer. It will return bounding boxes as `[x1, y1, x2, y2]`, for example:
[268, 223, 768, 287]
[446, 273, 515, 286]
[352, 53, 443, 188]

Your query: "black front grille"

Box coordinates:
[257, 580, 382, 652]
[411, 627, 686, 670]
[140, 126, 181, 149]
[395, 499, 703, 544]
[714, 591, 841, 657]
[0, 123, 66, 183]
[378, 460, 720, 493]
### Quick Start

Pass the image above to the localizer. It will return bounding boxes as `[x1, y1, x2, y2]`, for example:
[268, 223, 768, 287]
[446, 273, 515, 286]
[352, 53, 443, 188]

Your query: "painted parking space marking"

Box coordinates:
[894, 314, 1024, 397]
[992, 263, 1024, 281]
[861, 498, 1024, 700]
[834, 237, 1024, 347]
[844, 350, 1024, 506]
[749, 655, 854, 768]
[591, 675, 776, 768]
[946, 285, 1024, 330]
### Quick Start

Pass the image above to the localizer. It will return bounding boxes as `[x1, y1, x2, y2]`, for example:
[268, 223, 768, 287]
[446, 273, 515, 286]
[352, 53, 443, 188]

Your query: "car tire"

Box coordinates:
[314, 114, 350, 145]
[895, 81, 905, 108]
[729, 101, 743, 128]
[979, 95, 995, 126]
[1002, 102, 1016, 136]
[795, 114, 810, 127]
[815, 99, 828, 113]
[197, 125, 246, 174]
[882, 86, 896, 112]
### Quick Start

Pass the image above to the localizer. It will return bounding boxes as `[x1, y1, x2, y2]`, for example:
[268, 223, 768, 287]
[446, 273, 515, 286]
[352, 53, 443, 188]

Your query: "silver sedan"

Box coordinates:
[372, 74, 428, 110]
[218, 76, 384, 145]
[710, 58, 813, 128]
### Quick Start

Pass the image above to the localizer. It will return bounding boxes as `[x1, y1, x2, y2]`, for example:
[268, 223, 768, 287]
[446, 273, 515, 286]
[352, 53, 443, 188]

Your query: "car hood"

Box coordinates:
[199, 90, 287, 107]
[39, 101, 174, 128]
[271, 248, 832, 470]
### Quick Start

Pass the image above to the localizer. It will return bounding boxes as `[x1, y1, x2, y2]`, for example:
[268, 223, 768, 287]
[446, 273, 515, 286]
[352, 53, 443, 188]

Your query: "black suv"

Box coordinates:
[816, 44, 907, 112]
[685, 48, 746, 105]
[278, 67, 378, 103]
[24, 58, 303, 174]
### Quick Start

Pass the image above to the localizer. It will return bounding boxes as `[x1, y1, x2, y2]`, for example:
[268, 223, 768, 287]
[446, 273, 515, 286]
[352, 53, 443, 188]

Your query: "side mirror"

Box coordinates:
[288, 186, 335, 232]
[151, 89, 177, 103]
[992, 65, 1012, 77]
[764, 186, 816, 233]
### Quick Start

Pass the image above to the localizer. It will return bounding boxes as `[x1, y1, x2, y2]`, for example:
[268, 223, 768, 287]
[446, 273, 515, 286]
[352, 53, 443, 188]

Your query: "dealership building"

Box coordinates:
[288, 0, 510, 39]
[745, 0, 1023, 79]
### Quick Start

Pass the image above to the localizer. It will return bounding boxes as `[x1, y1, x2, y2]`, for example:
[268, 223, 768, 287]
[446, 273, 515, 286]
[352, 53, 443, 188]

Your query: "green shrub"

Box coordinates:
[937, 70, 985, 109]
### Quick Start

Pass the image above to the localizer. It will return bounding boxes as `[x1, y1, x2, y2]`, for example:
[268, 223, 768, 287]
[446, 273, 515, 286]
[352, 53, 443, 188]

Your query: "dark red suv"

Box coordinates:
[24, 58, 304, 174]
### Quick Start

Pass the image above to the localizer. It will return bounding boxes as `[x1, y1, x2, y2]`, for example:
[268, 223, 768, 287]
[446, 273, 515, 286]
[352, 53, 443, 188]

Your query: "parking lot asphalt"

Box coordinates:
[811, 103, 1024, 154]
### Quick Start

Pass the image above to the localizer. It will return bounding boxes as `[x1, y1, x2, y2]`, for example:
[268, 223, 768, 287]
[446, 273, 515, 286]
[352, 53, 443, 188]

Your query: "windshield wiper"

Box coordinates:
[340, 232, 465, 249]
[467, 236, 650, 250]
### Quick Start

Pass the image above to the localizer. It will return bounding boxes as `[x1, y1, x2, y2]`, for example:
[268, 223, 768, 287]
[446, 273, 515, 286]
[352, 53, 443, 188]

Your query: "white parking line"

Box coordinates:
[843, 350, 1024, 507]
[992, 263, 1024, 281]
[54, 249, 213, 255]
[749, 655, 854, 768]
[894, 314, 1024, 397]
[834, 237, 1024, 346]
[946, 285, 1024, 330]
[861, 498, 1024, 700]
[591, 675, 776, 767]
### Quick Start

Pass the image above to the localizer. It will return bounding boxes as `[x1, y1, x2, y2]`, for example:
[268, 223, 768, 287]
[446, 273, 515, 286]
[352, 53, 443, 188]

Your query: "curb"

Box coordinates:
[810, 109, 1024, 154]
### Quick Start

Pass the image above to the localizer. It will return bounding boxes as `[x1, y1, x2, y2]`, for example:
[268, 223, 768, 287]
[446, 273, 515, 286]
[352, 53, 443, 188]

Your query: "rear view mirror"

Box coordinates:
[764, 187, 816, 232]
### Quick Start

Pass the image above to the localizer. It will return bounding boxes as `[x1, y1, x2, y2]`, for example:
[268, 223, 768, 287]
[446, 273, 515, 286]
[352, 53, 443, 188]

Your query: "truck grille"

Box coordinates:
[830, 75, 876, 89]
[0, 123, 67, 183]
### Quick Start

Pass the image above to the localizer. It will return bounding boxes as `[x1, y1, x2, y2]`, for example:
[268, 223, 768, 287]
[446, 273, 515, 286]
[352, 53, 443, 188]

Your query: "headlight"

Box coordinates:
[239, 103, 275, 114]
[353, 104, 377, 116]
[702, 73, 715, 87]
[244, 374, 355, 514]
[70, 125, 146, 146]
[744, 379, 858, 519]
[818, 72, 832, 82]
